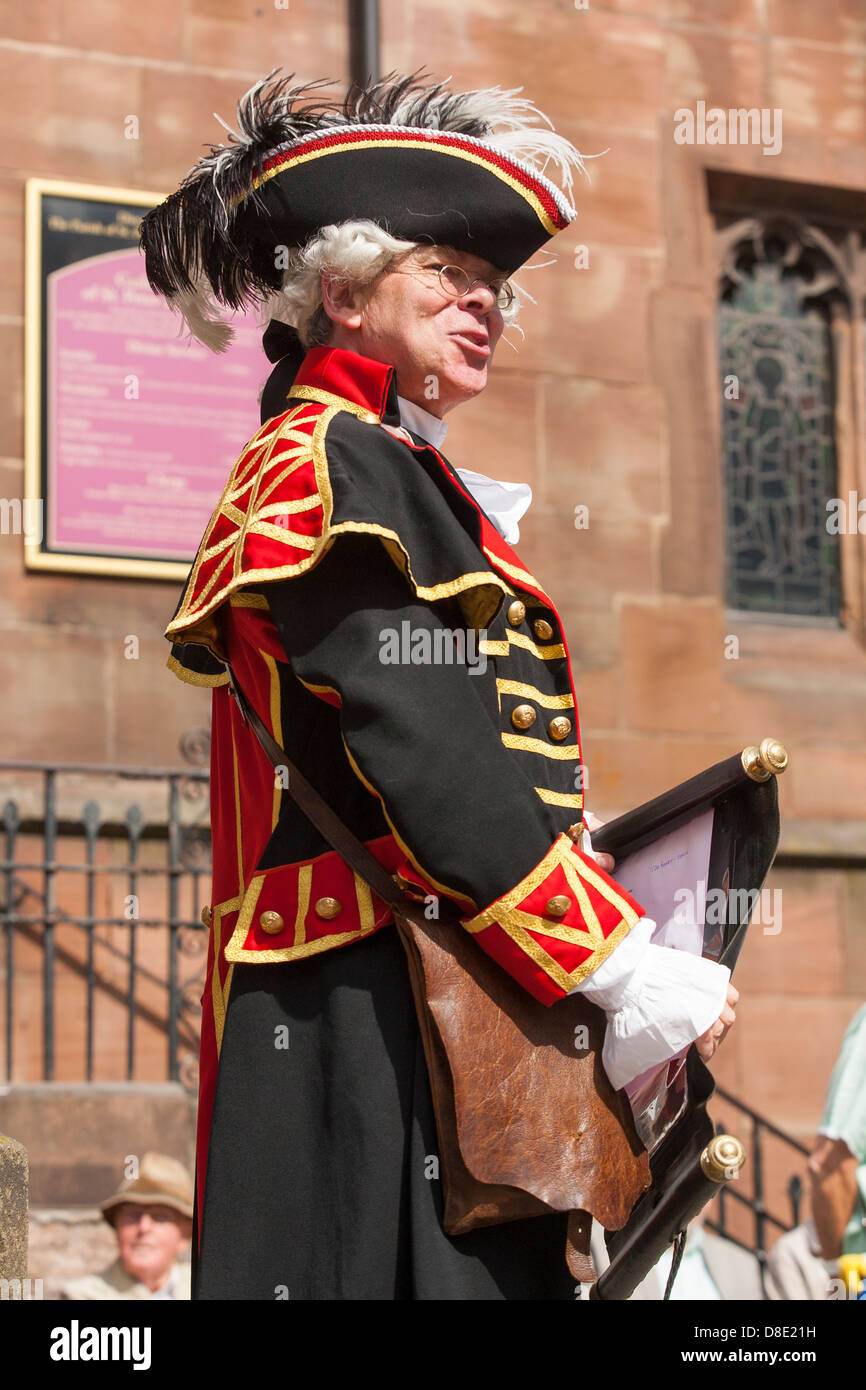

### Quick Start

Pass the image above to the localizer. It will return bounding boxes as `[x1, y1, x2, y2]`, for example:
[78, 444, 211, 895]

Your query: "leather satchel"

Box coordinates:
[225, 664, 651, 1283]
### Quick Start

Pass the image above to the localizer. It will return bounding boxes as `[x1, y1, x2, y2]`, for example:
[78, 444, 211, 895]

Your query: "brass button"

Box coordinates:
[545, 895, 572, 919]
[507, 600, 526, 627]
[548, 716, 572, 742]
[200, 905, 212, 928]
[259, 910, 284, 935]
[511, 703, 537, 731]
[315, 897, 341, 920]
[533, 619, 554, 641]
[566, 821, 586, 843]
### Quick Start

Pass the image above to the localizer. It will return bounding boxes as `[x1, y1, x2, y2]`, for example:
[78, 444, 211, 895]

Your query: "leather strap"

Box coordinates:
[225, 662, 460, 924]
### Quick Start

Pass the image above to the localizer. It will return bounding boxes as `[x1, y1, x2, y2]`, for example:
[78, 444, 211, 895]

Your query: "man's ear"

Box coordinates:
[321, 272, 364, 330]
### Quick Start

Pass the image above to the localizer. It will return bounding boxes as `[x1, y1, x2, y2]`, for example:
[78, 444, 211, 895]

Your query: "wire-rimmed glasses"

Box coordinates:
[393, 261, 515, 310]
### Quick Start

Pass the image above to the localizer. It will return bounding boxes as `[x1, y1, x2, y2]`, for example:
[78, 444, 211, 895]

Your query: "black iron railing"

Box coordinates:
[705, 1085, 812, 1291]
[0, 759, 211, 1091]
[1, 758, 814, 1276]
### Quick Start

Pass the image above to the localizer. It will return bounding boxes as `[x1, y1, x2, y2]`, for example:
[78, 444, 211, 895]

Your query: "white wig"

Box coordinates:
[269, 219, 522, 349]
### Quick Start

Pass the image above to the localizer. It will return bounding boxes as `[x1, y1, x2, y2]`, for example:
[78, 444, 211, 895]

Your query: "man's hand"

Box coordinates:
[695, 981, 739, 1062]
[583, 811, 740, 1068]
[583, 811, 615, 874]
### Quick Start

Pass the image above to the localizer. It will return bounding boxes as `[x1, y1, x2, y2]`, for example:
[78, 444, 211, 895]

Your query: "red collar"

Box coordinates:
[292, 346, 398, 421]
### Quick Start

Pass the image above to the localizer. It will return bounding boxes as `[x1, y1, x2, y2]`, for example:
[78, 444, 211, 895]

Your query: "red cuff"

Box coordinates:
[460, 833, 645, 1005]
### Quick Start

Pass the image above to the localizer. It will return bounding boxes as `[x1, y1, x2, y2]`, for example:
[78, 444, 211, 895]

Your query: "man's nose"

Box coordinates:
[461, 279, 498, 312]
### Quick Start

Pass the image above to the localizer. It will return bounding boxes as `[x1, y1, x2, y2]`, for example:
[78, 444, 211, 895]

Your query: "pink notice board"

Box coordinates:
[26, 183, 271, 580]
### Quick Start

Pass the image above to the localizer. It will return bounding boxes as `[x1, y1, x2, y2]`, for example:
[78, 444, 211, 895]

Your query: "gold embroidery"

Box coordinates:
[165, 653, 229, 687]
[504, 629, 566, 660]
[559, 859, 604, 946]
[165, 403, 330, 645]
[294, 864, 312, 946]
[534, 787, 584, 808]
[288, 383, 380, 420]
[294, 674, 342, 700]
[223, 962, 234, 1017]
[167, 401, 514, 654]
[497, 679, 574, 709]
[258, 649, 284, 834]
[479, 639, 509, 656]
[481, 546, 550, 599]
[354, 871, 376, 932]
[248, 137, 566, 237]
[226, 921, 387, 965]
[229, 592, 270, 609]
[226, 875, 264, 959]
[503, 913, 636, 990]
[484, 917, 577, 992]
[210, 893, 242, 1051]
[327, 523, 507, 607]
[501, 732, 581, 759]
[566, 851, 643, 923]
[461, 833, 640, 991]
[226, 732, 243, 901]
[338, 733, 478, 912]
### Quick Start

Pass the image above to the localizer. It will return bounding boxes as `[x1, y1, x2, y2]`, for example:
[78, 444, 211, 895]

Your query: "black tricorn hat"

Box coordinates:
[140, 70, 587, 351]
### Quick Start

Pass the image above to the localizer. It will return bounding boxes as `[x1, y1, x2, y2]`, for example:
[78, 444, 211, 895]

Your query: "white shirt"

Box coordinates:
[397, 396, 532, 545]
[396, 395, 729, 1090]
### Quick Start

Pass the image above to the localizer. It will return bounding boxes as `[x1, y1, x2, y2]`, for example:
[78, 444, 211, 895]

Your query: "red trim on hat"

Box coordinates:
[256, 128, 570, 230]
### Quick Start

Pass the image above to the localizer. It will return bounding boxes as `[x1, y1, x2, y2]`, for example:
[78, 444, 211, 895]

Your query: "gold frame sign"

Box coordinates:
[24, 178, 266, 581]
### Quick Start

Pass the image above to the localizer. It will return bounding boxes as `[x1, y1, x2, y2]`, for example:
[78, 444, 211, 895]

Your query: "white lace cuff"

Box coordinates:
[577, 930, 730, 1091]
[568, 821, 731, 1090]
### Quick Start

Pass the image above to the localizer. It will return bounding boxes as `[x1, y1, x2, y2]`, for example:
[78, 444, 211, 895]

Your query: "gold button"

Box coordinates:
[545, 895, 572, 918]
[548, 716, 572, 742]
[507, 600, 526, 627]
[511, 703, 537, 730]
[315, 897, 341, 920]
[533, 619, 554, 641]
[566, 821, 586, 843]
[259, 910, 284, 935]
[200, 905, 212, 928]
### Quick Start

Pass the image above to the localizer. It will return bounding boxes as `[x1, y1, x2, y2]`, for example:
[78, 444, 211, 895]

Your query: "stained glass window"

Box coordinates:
[718, 234, 841, 619]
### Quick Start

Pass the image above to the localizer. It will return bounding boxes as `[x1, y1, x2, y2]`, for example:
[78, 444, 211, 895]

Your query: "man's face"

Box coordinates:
[114, 1203, 190, 1290]
[349, 245, 508, 416]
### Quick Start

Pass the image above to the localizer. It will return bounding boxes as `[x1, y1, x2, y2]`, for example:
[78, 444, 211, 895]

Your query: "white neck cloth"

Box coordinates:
[397, 395, 533, 546]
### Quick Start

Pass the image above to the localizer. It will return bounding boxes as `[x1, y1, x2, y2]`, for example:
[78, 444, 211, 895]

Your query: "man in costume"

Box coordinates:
[143, 72, 737, 1300]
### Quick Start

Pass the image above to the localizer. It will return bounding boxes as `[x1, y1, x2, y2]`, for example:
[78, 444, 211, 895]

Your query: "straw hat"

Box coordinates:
[100, 1151, 194, 1225]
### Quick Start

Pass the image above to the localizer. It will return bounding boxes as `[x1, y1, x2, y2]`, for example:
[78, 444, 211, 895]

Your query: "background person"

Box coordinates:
[59, 1151, 193, 1300]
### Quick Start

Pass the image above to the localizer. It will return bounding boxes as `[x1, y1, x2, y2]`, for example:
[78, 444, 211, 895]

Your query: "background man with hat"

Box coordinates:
[144, 70, 737, 1300]
[59, 1153, 193, 1301]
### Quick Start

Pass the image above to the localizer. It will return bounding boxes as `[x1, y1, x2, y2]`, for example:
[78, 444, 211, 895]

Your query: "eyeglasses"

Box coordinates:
[393, 262, 515, 310]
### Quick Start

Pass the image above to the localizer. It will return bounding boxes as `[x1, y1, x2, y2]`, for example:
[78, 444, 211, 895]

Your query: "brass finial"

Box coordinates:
[741, 746, 770, 782]
[758, 737, 788, 775]
[700, 1133, 746, 1183]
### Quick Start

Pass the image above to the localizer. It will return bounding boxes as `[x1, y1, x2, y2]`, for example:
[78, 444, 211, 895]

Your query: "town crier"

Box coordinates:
[141, 70, 737, 1300]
